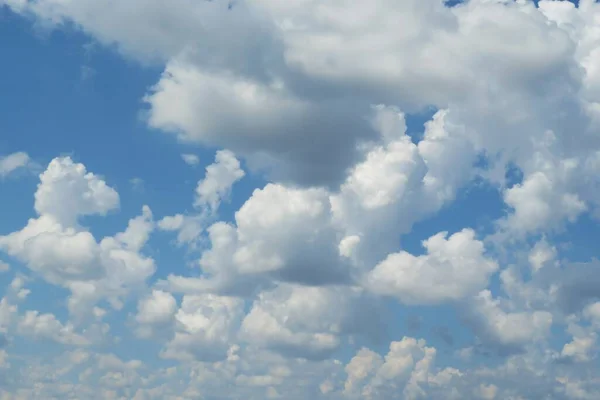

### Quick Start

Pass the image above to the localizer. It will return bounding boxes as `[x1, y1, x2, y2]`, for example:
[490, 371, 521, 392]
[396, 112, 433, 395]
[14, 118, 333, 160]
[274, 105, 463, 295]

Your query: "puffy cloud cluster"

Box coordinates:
[161, 293, 244, 362]
[158, 149, 246, 247]
[0, 157, 155, 320]
[367, 229, 498, 305]
[240, 284, 382, 360]
[342, 337, 441, 399]
[18, 310, 90, 346]
[2, 0, 600, 399]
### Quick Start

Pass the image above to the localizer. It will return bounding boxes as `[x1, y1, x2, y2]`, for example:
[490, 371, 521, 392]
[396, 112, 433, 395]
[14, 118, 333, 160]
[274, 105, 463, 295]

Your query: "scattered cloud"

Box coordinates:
[1, 0, 600, 398]
[181, 153, 200, 166]
[0, 151, 31, 178]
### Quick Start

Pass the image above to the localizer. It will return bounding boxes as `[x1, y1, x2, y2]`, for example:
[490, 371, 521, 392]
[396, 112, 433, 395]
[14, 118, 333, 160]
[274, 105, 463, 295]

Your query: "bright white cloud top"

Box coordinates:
[1, 0, 600, 399]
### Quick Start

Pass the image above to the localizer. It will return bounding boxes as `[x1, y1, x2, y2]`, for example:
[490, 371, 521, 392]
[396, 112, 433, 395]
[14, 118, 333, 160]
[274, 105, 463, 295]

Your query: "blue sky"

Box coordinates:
[1, 0, 600, 399]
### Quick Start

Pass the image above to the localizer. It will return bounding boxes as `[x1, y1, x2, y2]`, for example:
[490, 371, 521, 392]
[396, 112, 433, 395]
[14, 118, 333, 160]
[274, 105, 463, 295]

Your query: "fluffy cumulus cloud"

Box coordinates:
[158, 149, 245, 247]
[3, 0, 600, 399]
[161, 293, 244, 362]
[240, 284, 382, 360]
[194, 149, 245, 211]
[0, 157, 155, 321]
[367, 229, 498, 305]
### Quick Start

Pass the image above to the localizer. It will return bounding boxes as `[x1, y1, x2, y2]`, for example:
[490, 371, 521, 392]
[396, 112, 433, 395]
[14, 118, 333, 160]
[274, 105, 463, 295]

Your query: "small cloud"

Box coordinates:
[0, 261, 9, 273]
[457, 346, 474, 361]
[0, 152, 32, 178]
[17, 289, 31, 300]
[130, 177, 145, 192]
[181, 153, 200, 166]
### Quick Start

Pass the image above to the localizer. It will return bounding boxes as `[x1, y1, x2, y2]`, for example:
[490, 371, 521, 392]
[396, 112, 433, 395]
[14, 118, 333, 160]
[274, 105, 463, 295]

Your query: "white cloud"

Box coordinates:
[135, 290, 176, 325]
[464, 290, 553, 352]
[0, 158, 155, 320]
[0, 261, 9, 273]
[501, 155, 587, 235]
[528, 238, 558, 272]
[240, 284, 380, 360]
[0, 297, 16, 335]
[0, 152, 30, 178]
[4, 1, 600, 398]
[367, 229, 498, 305]
[339, 235, 361, 259]
[474, 383, 498, 400]
[194, 149, 245, 211]
[161, 293, 244, 362]
[183, 183, 348, 295]
[331, 108, 475, 264]
[157, 213, 204, 246]
[559, 313, 599, 363]
[343, 337, 440, 400]
[181, 153, 199, 166]
[158, 150, 244, 248]
[34, 157, 120, 228]
[134, 289, 177, 339]
[2, 0, 597, 193]
[584, 302, 600, 327]
[96, 353, 142, 371]
[168, 108, 477, 297]
[0, 215, 99, 282]
[10, 276, 30, 301]
[18, 310, 90, 346]
[561, 333, 596, 363]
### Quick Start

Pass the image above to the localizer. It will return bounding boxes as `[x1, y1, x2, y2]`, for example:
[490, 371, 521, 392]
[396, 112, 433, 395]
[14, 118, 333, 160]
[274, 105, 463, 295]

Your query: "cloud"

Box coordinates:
[0, 158, 155, 320]
[528, 238, 558, 272]
[4, 0, 600, 399]
[0, 297, 16, 336]
[129, 177, 145, 192]
[330, 108, 476, 263]
[158, 150, 245, 247]
[18, 310, 90, 346]
[135, 290, 176, 325]
[157, 213, 204, 246]
[34, 157, 120, 227]
[463, 290, 553, 354]
[144, 59, 368, 186]
[0, 152, 31, 178]
[194, 149, 245, 211]
[367, 229, 498, 305]
[0, 261, 9, 273]
[342, 336, 444, 400]
[161, 109, 477, 296]
[497, 133, 593, 236]
[161, 293, 244, 362]
[181, 153, 199, 166]
[134, 289, 177, 339]
[191, 183, 350, 294]
[240, 283, 382, 360]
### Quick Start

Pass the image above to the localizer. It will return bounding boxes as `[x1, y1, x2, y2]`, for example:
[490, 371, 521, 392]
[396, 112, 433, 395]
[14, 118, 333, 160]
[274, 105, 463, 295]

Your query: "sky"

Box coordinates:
[0, 0, 600, 399]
